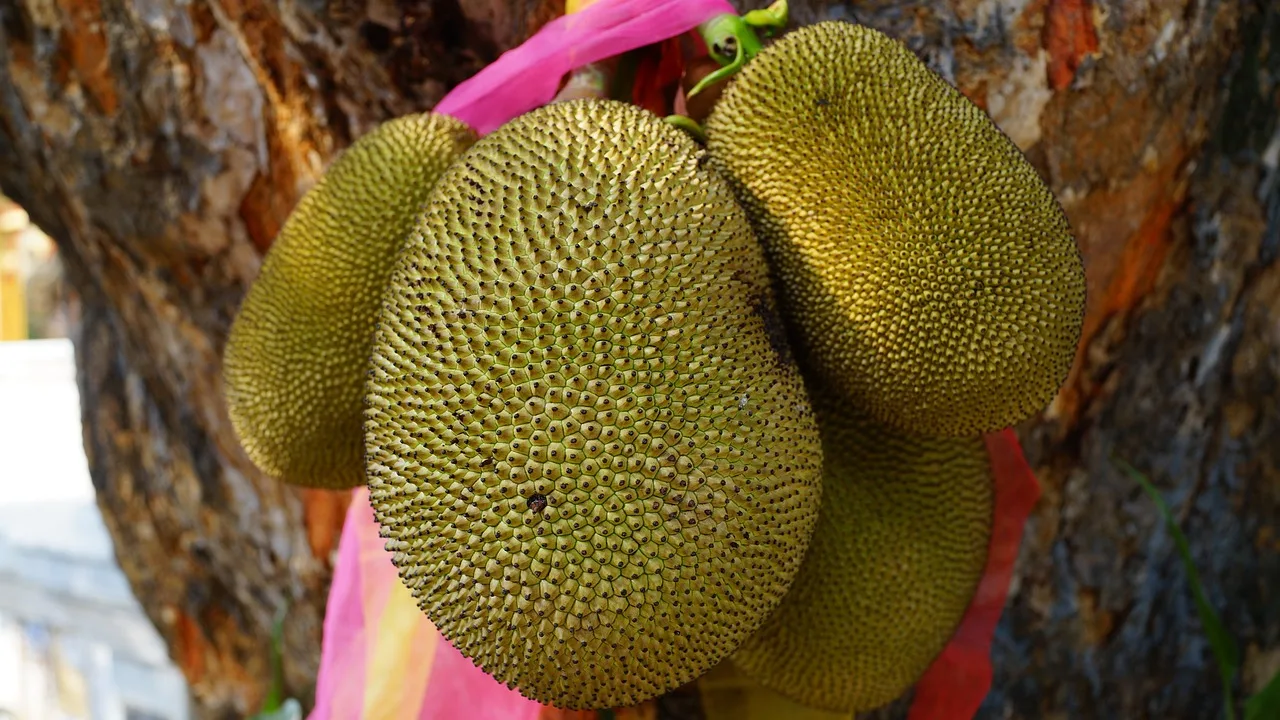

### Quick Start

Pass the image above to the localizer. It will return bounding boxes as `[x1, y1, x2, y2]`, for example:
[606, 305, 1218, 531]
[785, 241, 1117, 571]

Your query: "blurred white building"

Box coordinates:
[0, 338, 190, 720]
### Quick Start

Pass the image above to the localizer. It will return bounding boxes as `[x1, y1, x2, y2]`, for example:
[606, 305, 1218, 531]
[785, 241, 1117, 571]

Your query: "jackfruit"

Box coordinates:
[705, 21, 1086, 437]
[730, 393, 992, 712]
[224, 113, 477, 488]
[363, 99, 824, 709]
[700, 657, 853, 720]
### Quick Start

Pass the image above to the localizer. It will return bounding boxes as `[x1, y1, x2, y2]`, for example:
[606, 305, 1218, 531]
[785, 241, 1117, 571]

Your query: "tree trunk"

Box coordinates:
[0, 0, 1276, 718]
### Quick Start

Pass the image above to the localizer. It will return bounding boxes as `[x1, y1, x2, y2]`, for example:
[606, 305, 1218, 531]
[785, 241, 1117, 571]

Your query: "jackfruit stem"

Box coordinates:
[689, 0, 789, 99]
[689, 15, 763, 98]
[743, 0, 789, 36]
[664, 115, 707, 142]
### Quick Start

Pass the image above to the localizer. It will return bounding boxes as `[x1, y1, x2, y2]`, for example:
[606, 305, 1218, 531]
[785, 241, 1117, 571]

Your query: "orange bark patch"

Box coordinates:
[1016, 0, 1051, 57]
[242, 133, 319, 259]
[1057, 170, 1185, 419]
[168, 603, 263, 709]
[204, 606, 262, 705]
[54, 0, 118, 115]
[173, 609, 209, 683]
[239, 169, 290, 253]
[957, 75, 989, 111]
[207, 0, 323, 254]
[220, 0, 306, 101]
[300, 487, 353, 561]
[1077, 587, 1116, 646]
[1098, 197, 1180, 319]
[1043, 0, 1099, 90]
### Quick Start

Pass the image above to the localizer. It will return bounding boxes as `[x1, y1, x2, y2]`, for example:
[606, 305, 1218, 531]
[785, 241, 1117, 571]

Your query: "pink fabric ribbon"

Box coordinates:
[434, 0, 734, 135]
[309, 486, 544, 720]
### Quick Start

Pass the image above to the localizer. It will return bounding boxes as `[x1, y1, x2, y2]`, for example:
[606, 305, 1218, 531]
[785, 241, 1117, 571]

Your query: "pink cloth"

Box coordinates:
[309, 487, 544, 720]
[308, 491, 368, 720]
[418, 640, 532, 720]
[434, 0, 733, 135]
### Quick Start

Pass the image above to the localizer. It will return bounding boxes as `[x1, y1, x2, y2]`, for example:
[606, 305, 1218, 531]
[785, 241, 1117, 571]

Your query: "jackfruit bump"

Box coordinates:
[706, 21, 1087, 437]
[363, 100, 824, 708]
[224, 113, 477, 488]
[732, 394, 992, 712]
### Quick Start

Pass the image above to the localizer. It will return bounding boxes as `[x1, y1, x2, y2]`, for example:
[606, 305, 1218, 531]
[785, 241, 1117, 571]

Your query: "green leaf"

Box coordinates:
[254, 602, 290, 716]
[1114, 457, 1239, 720]
[1246, 668, 1280, 720]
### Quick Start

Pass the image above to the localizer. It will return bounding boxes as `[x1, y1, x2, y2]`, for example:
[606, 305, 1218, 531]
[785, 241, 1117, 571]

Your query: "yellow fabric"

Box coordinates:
[0, 236, 25, 340]
[363, 579, 438, 720]
[565, 0, 597, 15]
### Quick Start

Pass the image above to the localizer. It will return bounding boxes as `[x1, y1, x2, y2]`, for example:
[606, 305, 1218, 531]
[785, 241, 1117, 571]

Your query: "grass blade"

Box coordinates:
[265, 602, 288, 711]
[1114, 457, 1239, 720]
[1246, 668, 1280, 720]
[249, 602, 291, 719]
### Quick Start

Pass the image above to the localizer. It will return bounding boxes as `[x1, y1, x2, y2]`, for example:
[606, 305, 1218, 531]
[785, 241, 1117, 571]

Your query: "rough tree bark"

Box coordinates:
[0, 0, 1276, 718]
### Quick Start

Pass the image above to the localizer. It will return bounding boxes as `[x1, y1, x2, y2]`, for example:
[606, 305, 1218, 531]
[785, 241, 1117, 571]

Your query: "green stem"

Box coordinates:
[689, 14, 762, 98]
[743, 0, 789, 35]
[263, 602, 289, 712]
[664, 115, 707, 143]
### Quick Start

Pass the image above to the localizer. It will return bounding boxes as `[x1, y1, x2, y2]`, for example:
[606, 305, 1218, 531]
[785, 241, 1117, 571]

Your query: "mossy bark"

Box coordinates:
[0, 0, 1277, 718]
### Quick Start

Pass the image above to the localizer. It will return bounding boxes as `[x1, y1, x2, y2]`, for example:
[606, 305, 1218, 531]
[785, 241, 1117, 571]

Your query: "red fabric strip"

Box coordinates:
[906, 429, 1041, 720]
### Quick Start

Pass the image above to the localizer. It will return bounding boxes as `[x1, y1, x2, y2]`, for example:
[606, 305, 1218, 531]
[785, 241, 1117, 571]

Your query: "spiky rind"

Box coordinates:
[224, 113, 477, 488]
[706, 21, 1086, 437]
[732, 394, 993, 711]
[364, 99, 823, 709]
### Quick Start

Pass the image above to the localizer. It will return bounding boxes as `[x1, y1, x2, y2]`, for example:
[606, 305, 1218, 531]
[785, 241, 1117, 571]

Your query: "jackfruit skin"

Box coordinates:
[223, 113, 477, 488]
[363, 99, 824, 709]
[731, 393, 993, 712]
[705, 21, 1087, 437]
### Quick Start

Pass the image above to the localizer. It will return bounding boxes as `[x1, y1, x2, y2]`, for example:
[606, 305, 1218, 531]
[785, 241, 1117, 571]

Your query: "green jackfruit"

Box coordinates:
[731, 393, 992, 712]
[705, 21, 1086, 437]
[363, 99, 823, 709]
[700, 657, 853, 720]
[224, 113, 477, 488]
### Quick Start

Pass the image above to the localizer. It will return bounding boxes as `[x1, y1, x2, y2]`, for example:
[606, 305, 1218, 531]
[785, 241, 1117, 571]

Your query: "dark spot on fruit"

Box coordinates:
[752, 291, 796, 368]
[528, 494, 548, 513]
